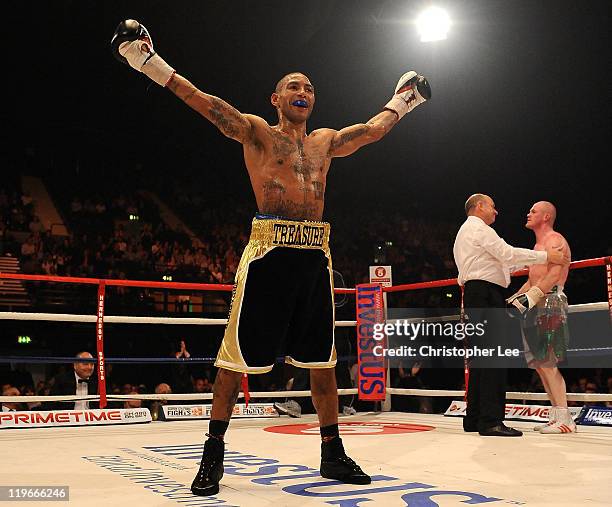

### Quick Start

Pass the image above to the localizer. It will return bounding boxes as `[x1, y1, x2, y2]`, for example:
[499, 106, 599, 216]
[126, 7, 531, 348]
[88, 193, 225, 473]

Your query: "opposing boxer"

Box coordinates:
[508, 201, 575, 433]
[112, 19, 431, 495]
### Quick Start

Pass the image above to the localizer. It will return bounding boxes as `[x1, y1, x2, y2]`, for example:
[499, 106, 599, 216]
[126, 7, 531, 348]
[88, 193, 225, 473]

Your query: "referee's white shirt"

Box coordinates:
[453, 215, 547, 287]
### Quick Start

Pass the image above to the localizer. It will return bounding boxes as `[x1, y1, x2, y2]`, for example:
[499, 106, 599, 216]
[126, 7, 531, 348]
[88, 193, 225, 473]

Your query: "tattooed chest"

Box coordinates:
[269, 133, 327, 182]
[260, 176, 326, 221]
[262, 176, 325, 201]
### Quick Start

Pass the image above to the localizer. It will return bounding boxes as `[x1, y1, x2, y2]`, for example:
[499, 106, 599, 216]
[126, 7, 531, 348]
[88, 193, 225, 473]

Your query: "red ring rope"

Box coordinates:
[384, 256, 611, 293]
[1, 256, 608, 293]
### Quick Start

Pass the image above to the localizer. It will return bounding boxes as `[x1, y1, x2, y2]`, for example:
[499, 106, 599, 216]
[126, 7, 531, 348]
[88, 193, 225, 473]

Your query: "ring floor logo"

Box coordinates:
[83, 440, 525, 506]
[264, 421, 435, 435]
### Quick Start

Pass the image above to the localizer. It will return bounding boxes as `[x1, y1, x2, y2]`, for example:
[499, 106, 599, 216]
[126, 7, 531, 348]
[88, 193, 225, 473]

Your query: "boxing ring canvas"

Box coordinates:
[2, 411, 610, 506]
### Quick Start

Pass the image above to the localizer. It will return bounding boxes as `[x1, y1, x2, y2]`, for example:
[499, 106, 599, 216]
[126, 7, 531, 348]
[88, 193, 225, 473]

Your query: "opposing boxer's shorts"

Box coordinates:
[215, 217, 336, 373]
[522, 286, 570, 368]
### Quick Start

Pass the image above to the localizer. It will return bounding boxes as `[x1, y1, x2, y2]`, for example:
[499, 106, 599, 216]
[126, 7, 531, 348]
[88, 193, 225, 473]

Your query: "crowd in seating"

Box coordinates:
[0, 182, 37, 256]
[2, 180, 462, 304]
[8, 177, 606, 299]
[162, 181, 460, 289]
[0, 183, 35, 233]
[3, 185, 249, 286]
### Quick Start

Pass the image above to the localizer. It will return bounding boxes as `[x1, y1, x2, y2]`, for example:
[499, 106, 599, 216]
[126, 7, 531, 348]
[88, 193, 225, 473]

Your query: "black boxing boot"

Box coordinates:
[320, 436, 371, 485]
[191, 434, 225, 496]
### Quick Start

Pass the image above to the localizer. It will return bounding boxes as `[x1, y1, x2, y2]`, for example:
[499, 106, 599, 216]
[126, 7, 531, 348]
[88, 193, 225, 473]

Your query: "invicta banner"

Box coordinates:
[356, 283, 386, 401]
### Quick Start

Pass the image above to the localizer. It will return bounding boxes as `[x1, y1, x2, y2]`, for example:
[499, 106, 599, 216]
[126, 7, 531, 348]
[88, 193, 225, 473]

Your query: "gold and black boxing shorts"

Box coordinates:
[215, 216, 337, 374]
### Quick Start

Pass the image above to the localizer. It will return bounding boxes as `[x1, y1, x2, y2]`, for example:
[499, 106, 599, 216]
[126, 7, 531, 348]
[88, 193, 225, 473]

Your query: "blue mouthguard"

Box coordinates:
[292, 100, 308, 108]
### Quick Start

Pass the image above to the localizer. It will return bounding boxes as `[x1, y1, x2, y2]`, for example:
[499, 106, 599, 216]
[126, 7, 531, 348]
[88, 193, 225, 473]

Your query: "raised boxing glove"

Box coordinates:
[111, 19, 175, 87]
[384, 71, 431, 120]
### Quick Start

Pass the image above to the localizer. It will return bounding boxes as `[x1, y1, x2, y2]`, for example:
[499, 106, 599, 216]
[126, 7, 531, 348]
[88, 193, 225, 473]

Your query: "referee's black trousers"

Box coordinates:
[463, 280, 508, 431]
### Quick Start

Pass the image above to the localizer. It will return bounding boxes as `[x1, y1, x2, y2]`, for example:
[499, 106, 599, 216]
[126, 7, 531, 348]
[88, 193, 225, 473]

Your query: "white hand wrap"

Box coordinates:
[119, 40, 175, 87]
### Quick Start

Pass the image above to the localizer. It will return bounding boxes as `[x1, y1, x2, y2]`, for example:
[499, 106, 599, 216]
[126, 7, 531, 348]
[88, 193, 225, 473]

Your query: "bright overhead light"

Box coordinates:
[416, 7, 451, 42]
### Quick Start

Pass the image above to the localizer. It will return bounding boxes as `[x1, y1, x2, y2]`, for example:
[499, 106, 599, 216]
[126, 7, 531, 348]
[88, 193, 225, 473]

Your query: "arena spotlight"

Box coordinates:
[416, 6, 451, 42]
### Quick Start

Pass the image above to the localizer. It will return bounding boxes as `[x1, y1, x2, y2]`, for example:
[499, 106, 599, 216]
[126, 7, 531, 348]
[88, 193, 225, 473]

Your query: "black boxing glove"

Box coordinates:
[111, 19, 175, 86]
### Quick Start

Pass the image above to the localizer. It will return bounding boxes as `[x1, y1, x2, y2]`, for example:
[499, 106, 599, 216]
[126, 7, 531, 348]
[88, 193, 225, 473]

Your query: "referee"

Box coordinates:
[453, 194, 568, 436]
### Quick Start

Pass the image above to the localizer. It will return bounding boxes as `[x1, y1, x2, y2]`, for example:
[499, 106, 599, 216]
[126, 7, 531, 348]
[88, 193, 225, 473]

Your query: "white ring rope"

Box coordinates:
[565, 302, 610, 313]
[386, 389, 612, 402]
[2, 389, 611, 404]
[0, 312, 355, 327]
[0, 301, 607, 325]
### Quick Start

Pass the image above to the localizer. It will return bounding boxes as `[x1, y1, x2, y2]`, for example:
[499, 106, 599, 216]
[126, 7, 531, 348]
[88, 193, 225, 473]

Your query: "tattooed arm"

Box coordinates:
[328, 110, 399, 158]
[166, 73, 259, 144]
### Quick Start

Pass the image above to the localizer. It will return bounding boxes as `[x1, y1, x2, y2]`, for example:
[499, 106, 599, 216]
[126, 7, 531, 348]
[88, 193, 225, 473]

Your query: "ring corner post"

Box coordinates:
[96, 281, 108, 409]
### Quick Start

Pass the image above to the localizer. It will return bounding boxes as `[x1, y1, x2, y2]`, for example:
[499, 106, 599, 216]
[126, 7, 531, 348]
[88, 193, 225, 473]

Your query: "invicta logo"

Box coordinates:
[272, 224, 325, 247]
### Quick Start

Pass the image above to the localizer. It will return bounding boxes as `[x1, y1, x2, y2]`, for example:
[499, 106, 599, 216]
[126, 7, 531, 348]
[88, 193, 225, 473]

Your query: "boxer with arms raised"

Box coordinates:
[111, 19, 431, 496]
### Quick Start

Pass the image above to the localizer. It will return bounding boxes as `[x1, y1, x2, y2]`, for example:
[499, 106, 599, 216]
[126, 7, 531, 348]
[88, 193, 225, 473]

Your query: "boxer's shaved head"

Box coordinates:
[535, 201, 557, 224]
[275, 72, 312, 93]
[271, 72, 315, 123]
[526, 201, 557, 231]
